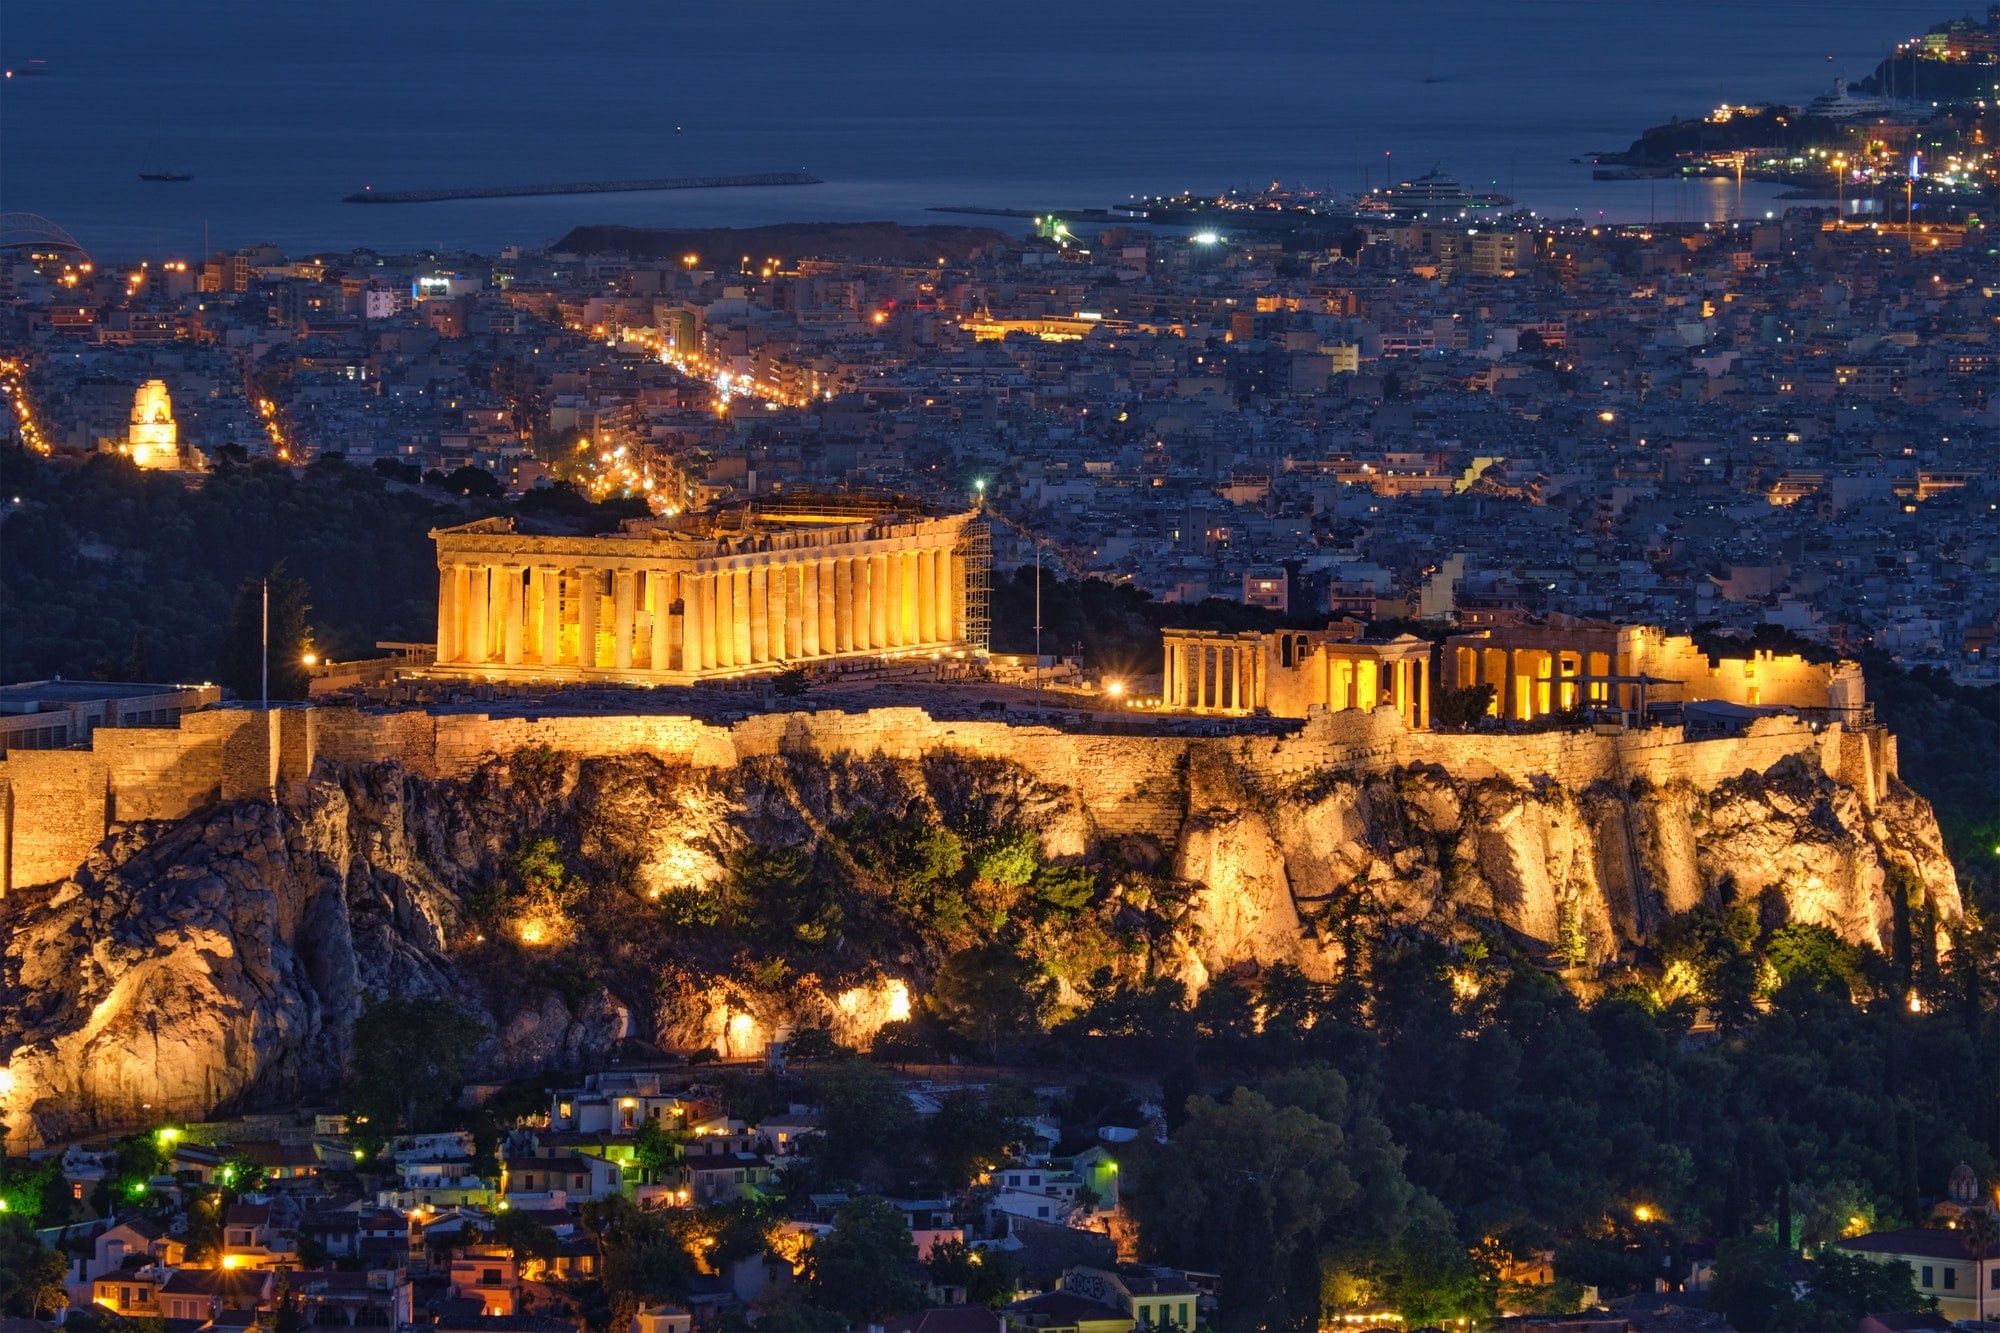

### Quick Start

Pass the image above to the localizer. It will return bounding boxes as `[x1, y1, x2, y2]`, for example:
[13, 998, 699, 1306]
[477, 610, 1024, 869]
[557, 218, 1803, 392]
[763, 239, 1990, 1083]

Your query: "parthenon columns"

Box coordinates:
[432, 533, 971, 682]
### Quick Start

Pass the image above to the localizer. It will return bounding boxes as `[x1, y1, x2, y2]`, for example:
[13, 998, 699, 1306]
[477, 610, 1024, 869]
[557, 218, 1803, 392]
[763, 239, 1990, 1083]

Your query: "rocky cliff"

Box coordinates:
[0, 725, 1960, 1146]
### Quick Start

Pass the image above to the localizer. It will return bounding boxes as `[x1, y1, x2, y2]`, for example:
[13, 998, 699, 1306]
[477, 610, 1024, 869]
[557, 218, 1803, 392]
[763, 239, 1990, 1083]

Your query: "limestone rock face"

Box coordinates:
[0, 787, 460, 1148]
[0, 735, 1962, 1146]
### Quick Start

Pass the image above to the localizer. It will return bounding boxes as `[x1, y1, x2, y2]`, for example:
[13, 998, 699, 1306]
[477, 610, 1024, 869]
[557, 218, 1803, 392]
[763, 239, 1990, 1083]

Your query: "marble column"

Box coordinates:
[748, 567, 771, 663]
[501, 565, 525, 665]
[947, 551, 966, 641]
[903, 548, 923, 645]
[449, 565, 472, 663]
[1195, 645, 1208, 710]
[710, 572, 727, 669]
[713, 571, 734, 668]
[868, 554, 889, 649]
[700, 573, 720, 670]
[767, 566, 787, 661]
[577, 569, 599, 669]
[884, 552, 904, 649]
[783, 564, 804, 660]
[436, 565, 457, 663]
[834, 556, 855, 652]
[918, 547, 938, 644]
[803, 561, 823, 657]
[649, 571, 672, 671]
[535, 567, 558, 666]
[731, 569, 753, 666]
[684, 573, 706, 672]
[464, 565, 490, 665]
[936, 549, 955, 643]
[1503, 649, 1519, 720]
[613, 570, 637, 670]
[816, 558, 837, 655]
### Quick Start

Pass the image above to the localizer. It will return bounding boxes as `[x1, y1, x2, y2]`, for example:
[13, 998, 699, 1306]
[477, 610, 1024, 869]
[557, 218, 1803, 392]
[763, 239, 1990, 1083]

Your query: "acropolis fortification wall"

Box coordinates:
[0, 699, 1899, 896]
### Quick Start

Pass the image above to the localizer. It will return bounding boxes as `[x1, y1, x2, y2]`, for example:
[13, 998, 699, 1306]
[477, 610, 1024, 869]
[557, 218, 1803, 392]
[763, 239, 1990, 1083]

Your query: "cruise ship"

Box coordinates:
[1358, 168, 1510, 219]
[1806, 76, 1899, 121]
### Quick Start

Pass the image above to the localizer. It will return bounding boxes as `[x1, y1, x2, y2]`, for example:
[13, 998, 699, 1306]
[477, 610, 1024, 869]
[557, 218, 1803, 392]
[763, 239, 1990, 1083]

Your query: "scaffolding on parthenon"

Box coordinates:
[958, 520, 991, 655]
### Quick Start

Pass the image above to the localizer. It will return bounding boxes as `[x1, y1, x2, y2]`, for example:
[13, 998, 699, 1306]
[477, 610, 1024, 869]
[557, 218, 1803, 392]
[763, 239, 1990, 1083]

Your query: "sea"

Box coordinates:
[0, 0, 1954, 260]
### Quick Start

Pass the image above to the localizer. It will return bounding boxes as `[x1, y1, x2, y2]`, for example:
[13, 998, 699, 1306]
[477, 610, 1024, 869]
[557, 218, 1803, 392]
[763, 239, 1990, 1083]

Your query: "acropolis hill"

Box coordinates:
[0, 626, 1960, 1146]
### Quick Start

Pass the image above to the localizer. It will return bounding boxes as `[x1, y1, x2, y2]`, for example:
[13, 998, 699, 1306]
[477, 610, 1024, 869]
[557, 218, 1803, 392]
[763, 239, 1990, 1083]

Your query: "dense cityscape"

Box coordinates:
[6, 7, 2000, 1333]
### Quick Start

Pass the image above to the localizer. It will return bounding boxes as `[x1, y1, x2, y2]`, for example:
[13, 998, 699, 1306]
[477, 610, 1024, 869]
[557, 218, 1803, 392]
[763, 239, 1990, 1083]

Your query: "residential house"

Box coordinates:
[85, 1219, 184, 1280]
[876, 1310, 1007, 1333]
[1005, 1266, 1198, 1332]
[502, 1152, 623, 1203]
[683, 1151, 773, 1205]
[448, 1246, 521, 1317]
[91, 1267, 165, 1318]
[756, 1110, 820, 1156]
[157, 1266, 278, 1324]
[222, 1203, 299, 1269]
[1000, 1289, 1133, 1333]
[1837, 1228, 1991, 1324]
[630, 1303, 694, 1333]
[291, 1267, 414, 1328]
[232, 1140, 322, 1184]
[547, 1072, 691, 1135]
[886, 1198, 963, 1260]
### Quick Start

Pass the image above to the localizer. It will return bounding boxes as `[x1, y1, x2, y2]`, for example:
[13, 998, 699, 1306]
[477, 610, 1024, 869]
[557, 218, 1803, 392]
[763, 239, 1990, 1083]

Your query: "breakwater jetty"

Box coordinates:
[343, 170, 822, 205]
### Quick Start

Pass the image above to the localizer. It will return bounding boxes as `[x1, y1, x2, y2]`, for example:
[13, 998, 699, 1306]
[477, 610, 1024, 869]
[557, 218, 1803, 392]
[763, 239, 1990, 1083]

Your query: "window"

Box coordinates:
[1138, 1305, 1149, 1325]
[483, 1270, 503, 1285]
[1923, 1265, 1934, 1287]
[1990, 1267, 1999, 1290]
[1179, 1303, 1190, 1325]
[1946, 1267, 1958, 1290]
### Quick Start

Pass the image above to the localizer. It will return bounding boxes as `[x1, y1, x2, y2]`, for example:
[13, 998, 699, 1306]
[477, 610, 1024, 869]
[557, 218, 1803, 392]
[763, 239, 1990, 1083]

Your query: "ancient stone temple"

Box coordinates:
[1161, 623, 1432, 726]
[125, 379, 181, 470]
[429, 501, 986, 683]
[1443, 620, 1868, 722]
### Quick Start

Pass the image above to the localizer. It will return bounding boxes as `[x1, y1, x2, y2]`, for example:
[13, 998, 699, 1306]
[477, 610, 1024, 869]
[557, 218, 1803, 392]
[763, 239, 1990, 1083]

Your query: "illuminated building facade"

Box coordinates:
[1443, 621, 1868, 722]
[430, 502, 987, 683]
[126, 379, 183, 469]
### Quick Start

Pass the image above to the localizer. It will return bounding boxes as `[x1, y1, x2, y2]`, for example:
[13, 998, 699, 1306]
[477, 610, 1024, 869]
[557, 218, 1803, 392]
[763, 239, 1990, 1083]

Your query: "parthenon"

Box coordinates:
[429, 502, 985, 684]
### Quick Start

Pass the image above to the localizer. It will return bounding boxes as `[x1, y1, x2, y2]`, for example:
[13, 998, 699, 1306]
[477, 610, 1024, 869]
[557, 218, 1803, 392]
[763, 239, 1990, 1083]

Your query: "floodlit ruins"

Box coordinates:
[429, 499, 988, 684]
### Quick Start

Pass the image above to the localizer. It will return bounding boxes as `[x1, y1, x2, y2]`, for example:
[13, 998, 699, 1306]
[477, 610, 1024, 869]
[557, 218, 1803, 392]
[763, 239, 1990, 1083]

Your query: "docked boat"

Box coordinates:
[138, 143, 193, 183]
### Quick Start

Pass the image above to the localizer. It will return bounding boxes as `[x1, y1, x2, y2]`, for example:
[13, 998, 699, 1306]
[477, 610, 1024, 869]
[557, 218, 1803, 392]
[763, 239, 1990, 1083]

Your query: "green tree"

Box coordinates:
[633, 1116, 680, 1180]
[1962, 1208, 2000, 1329]
[972, 827, 1039, 887]
[0, 1217, 67, 1319]
[1765, 921, 1860, 994]
[928, 1085, 1037, 1190]
[584, 1195, 698, 1325]
[490, 1211, 563, 1264]
[926, 1238, 1019, 1307]
[721, 843, 840, 946]
[1133, 1073, 1447, 1329]
[218, 564, 314, 701]
[1430, 683, 1496, 729]
[348, 997, 487, 1133]
[805, 1061, 920, 1189]
[806, 1197, 924, 1324]
[926, 946, 1050, 1059]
